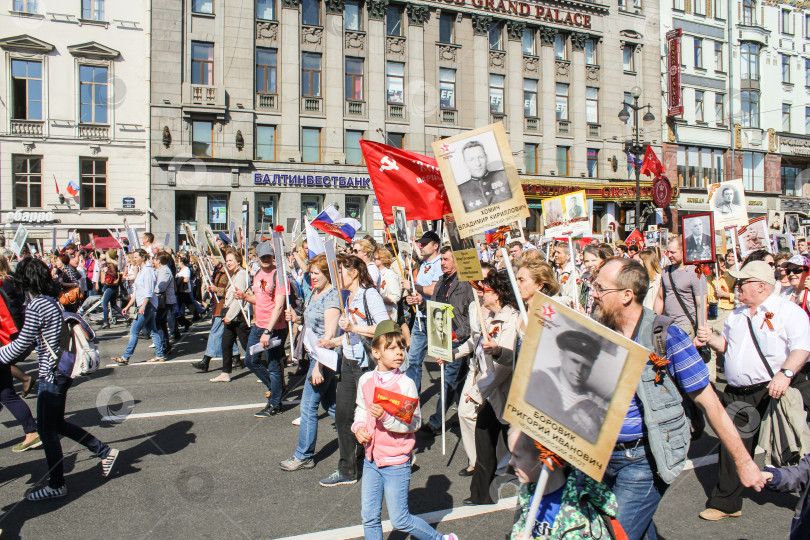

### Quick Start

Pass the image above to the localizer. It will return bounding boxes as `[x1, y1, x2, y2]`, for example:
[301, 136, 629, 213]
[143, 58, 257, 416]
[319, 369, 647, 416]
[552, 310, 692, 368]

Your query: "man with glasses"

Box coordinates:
[403, 231, 443, 393]
[695, 261, 810, 521]
[589, 258, 765, 538]
[655, 236, 708, 339]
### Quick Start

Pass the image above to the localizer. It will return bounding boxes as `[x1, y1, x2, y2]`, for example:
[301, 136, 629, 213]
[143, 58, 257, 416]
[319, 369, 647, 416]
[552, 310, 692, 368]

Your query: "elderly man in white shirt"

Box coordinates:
[696, 260, 810, 521]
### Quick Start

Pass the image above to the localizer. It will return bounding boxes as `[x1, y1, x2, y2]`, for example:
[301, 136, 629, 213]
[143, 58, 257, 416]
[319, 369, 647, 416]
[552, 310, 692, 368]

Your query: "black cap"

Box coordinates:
[417, 231, 441, 246]
[556, 331, 600, 362]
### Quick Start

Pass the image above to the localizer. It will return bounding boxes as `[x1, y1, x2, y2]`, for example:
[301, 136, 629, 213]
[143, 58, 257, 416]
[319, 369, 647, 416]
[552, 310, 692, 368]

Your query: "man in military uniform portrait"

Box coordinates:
[456, 140, 513, 212]
[528, 330, 610, 443]
[714, 187, 742, 216]
[684, 216, 713, 262]
[566, 195, 585, 220]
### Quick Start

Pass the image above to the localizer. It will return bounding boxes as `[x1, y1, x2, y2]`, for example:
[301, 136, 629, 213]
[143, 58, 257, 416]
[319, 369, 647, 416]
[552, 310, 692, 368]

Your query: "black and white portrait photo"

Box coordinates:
[565, 193, 586, 220]
[681, 213, 715, 264]
[426, 301, 453, 362]
[786, 213, 801, 235]
[526, 322, 625, 444]
[774, 234, 795, 254]
[769, 210, 784, 234]
[393, 206, 409, 244]
[449, 133, 513, 213]
[543, 197, 564, 226]
[710, 179, 748, 229]
[444, 214, 475, 252]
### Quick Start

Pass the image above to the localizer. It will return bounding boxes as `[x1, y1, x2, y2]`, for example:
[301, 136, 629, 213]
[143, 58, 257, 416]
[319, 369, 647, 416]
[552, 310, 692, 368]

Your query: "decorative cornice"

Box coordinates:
[281, 0, 299, 9]
[0, 34, 55, 53]
[507, 20, 526, 41]
[67, 41, 120, 59]
[539, 26, 556, 46]
[324, 0, 344, 16]
[472, 14, 491, 36]
[366, 0, 388, 20]
[570, 31, 588, 51]
[407, 4, 430, 26]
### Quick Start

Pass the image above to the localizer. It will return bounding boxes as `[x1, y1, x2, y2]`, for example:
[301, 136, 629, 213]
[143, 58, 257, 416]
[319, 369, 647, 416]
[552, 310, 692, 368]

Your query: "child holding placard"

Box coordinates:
[352, 320, 458, 540]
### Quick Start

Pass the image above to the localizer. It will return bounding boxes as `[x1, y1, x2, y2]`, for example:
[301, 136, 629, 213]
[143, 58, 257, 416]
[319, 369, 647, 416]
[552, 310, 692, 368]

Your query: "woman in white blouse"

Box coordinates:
[373, 246, 402, 321]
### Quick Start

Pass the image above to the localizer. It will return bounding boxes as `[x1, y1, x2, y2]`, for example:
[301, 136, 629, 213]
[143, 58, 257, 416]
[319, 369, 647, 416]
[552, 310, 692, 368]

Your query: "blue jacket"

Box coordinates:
[766, 453, 810, 540]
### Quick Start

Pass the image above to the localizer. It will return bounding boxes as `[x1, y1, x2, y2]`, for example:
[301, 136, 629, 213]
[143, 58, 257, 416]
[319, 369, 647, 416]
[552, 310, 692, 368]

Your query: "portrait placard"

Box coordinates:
[681, 212, 715, 265]
[737, 216, 771, 258]
[785, 213, 802, 235]
[183, 223, 200, 252]
[10, 224, 28, 258]
[432, 122, 529, 238]
[768, 210, 785, 235]
[644, 230, 660, 247]
[426, 300, 453, 363]
[392, 206, 411, 256]
[503, 293, 648, 481]
[204, 228, 225, 263]
[773, 234, 795, 254]
[506, 221, 525, 245]
[707, 179, 748, 230]
[444, 214, 483, 281]
[542, 190, 591, 238]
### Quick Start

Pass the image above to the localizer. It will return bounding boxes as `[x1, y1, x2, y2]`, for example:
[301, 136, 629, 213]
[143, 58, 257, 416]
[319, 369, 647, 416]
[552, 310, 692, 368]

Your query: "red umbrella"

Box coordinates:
[83, 236, 122, 250]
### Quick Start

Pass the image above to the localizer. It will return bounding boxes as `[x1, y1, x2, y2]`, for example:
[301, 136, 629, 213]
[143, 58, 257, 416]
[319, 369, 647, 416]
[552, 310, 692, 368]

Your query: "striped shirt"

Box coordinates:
[618, 325, 709, 442]
[0, 295, 64, 384]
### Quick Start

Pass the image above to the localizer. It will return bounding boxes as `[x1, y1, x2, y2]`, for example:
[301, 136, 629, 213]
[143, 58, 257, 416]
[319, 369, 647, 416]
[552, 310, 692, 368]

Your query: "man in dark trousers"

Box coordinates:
[420, 246, 474, 437]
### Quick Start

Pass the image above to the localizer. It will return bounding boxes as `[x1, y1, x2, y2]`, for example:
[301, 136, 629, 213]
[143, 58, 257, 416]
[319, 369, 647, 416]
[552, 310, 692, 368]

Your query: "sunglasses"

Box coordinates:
[787, 267, 808, 275]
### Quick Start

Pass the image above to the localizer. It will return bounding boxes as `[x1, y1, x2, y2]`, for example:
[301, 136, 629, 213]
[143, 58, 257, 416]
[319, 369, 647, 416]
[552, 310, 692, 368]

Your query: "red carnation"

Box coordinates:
[274, 225, 285, 232]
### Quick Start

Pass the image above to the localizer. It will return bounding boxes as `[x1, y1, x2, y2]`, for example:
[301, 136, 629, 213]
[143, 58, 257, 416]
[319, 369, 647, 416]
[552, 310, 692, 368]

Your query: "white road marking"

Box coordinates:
[101, 400, 302, 422]
[273, 496, 518, 540]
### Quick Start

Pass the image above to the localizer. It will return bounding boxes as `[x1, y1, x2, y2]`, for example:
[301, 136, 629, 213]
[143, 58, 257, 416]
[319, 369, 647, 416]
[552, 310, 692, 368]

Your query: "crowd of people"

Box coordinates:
[2, 226, 810, 540]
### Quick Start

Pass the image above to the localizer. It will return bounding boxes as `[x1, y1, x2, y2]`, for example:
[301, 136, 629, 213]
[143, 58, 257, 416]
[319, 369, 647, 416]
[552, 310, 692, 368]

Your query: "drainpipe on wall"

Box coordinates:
[146, 0, 153, 233]
[728, 0, 735, 180]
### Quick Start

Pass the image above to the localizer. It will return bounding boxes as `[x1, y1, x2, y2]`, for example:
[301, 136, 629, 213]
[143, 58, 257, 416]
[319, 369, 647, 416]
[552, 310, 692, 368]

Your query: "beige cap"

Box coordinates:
[729, 261, 776, 286]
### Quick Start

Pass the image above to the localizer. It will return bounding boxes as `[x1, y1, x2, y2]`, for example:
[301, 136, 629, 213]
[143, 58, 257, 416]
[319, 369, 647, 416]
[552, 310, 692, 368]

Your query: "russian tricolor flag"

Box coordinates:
[66, 179, 79, 197]
[310, 205, 361, 243]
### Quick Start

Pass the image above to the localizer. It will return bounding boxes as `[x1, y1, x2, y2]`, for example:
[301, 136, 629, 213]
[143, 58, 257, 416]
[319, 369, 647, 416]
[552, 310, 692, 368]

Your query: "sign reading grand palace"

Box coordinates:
[423, 0, 594, 28]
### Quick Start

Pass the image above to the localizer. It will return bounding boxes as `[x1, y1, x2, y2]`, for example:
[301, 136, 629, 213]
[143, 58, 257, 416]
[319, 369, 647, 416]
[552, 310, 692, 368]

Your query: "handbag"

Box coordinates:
[59, 286, 83, 306]
[667, 268, 712, 363]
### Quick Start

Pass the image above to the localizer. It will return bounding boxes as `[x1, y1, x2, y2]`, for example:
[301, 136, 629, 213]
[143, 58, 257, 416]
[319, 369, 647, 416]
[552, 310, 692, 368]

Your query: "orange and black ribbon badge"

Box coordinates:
[534, 441, 565, 470]
[260, 279, 267, 292]
[761, 312, 774, 330]
[348, 308, 367, 322]
[649, 353, 670, 383]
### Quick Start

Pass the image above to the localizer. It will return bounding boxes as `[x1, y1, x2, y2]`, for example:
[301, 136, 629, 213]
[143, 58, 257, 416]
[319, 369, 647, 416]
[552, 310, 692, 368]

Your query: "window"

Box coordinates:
[715, 93, 725, 125]
[301, 53, 321, 97]
[587, 149, 598, 178]
[742, 0, 755, 25]
[12, 0, 37, 13]
[80, 158, 106, 209]
[554, 34, 566, 60]
[192, 120, 213, 157]
[713, 0, 726, 19]
[742, 151, 764, 191]
[695, 90, 704, 122]
[622, 92, 633, 125]
[256, 125, 276, 160]
[12, 155, 41, 208]
[781, 8, 794, 35]
[622, 44, 635, 72]
[489, 74, 504, 114]
[255, 194, 276, 231]
[523, 79, 537, 117]
[191, 42, 214, 85]
[806, 106, 810, 134]
[387, 133, 404, 149]
[585, 39, 597, 65]
[782, 54, 791, 84]
[191, 0, 212, 14]
[301, 195, 322, 223]
[11, 60, 42, 120]
[522, 28, 535, 55]
[555, 83, 569, 120]
[345, 0, 361, 30]
[345, 130, 363, 165]
[807, 13, 810, 38]
[302, 0, 319, 25]
[806, 58, 810, 87]
[694, 38, 703, 69]
[82, 0, 105, 20]
[386, 5, 402, 36]
[439, 12, 454, 44]
[208, 195, 228, 231]
[79, 65, 108, 124]
[489, 22, 503, 51]
[694, 0, 705, 15]
[257, 0, 275, 20]
[783, 103, 791, 131]
[673, 0, 684, 10]
[556, 146, 569, 176]
[714, 41, 723, 71]
[256, 48, 277, 94]
[524, 143, 538, 174]
[302, 127, 320, 162]
[439, 68, 455, 109]
[676, 147, 723, 187]
[741, 90, 759, 127]
[741, 43, 759, 80]
[586, 87, 598, 124]
[387, 61, 404, 104]
[345, 195, 365, 224]
[345, 57, 364, 101]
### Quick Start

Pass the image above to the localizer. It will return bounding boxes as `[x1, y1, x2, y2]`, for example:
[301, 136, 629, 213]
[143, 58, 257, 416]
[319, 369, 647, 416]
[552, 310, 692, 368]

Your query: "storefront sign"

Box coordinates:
[780, 136, 810, 157]
[653, 176, 673, 208]
[666, 29, 683, 117]
[254, 173, 371, 190]
[4, 210, 56, 224]
[522, 180, 677, 202]
[423, 0, 592, 28]
[123, 197, 135, 209]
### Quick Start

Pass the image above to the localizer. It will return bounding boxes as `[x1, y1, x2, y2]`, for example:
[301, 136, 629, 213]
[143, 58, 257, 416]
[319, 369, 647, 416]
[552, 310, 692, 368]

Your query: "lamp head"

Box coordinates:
[630, 86, 642, 98]
[643, 110, 656, 123]
[618, 108, 631, 122]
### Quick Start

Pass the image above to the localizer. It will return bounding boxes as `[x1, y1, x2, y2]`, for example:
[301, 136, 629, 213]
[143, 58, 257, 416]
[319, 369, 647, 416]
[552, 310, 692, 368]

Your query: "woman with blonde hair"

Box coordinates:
[639, 248, 663, 310]
[210, 249, 250, 382]
[373, 246, 402, 320]
[352, 238, 381, 289]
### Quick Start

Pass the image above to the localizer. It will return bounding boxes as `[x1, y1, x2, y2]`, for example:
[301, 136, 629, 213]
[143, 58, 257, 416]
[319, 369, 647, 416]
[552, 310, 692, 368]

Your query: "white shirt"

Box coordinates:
[366, 261, 381, 290]
[723, 293, 810, 387]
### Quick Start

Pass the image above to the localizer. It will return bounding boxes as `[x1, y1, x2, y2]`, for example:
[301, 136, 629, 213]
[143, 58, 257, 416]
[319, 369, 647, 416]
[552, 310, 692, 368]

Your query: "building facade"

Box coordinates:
[149, 0, 663, 246]
[661, 0, 810, 228]
[0, 0, 150, 247]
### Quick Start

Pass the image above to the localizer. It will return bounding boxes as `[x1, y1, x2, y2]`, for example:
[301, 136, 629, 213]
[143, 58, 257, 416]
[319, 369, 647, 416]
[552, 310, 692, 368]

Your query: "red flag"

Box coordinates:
[373, 386, 418, 424]
[624, 229, 646, 250]
[639, 145, 665, 179]
[360, 140, 452, 225]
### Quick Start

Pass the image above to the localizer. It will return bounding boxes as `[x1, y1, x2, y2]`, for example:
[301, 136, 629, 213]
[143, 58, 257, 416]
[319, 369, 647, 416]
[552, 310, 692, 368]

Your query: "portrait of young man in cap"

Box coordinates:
[527, 329, 613, 443]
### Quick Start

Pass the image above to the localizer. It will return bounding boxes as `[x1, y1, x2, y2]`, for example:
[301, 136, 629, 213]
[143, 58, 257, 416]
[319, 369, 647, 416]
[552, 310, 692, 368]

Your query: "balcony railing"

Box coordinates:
[387, 103, 405, 120]
[191, 85, 218, 105]
[557, 120, 570, 135]
[345, 100, 365, 116]
[441, 109, 457, 124]
[256, 92, 279, 111]
[588, 123, 601, 138]
[78, 124, 110, 139]
[525, 117, 539, 132]
[301, 97, 323, 114]
[10, 119, 43, 137]
[491, 112, 506, 125]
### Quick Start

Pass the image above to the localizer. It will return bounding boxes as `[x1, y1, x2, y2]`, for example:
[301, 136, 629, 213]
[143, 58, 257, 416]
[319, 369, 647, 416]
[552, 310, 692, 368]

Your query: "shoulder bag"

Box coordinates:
[357, 288, 379, 368]
[667, 267, 712, 363]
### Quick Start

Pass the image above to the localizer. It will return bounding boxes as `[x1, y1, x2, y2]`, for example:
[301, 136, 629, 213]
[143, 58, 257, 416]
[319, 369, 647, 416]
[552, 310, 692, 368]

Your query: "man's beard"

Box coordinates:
[592, 303, 620, 332]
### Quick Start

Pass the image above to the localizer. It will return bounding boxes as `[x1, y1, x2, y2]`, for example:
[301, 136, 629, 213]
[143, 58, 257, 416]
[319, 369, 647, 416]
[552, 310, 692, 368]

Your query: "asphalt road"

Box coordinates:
[0, 317, 800, 539]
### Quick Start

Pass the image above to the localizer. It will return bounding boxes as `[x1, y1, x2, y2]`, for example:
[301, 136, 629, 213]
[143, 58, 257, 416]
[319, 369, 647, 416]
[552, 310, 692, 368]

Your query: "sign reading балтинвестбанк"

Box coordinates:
[254, 173, 371, 189]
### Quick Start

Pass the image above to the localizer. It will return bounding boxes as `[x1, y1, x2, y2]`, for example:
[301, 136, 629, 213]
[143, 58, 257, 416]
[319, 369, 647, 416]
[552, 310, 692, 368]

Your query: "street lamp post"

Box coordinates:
[618, 86, 656, 231]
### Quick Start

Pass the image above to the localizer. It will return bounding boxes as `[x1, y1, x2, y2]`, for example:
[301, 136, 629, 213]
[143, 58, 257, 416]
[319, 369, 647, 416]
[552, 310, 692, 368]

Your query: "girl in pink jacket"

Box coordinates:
[352, 320, 458, 540]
